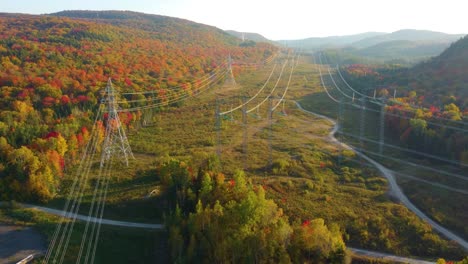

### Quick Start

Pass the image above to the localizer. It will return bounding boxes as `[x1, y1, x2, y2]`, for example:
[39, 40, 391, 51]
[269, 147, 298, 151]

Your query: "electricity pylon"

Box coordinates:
[100, 78, 134, 167]
[225, 54, 237, 87]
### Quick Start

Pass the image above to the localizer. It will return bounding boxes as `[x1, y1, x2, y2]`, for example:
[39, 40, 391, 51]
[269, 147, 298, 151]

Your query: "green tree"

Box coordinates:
[443, 103, 462, 121]
[164, 160, 346, 263]
[409, 118, 427, 135]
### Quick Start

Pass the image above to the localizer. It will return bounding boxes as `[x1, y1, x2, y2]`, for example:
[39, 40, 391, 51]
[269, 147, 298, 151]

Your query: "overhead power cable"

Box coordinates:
[318, 55, 468, 133]
[219, 63, 278, 116]
[247, 59, 289, 114]
[323, 53, 468, 126]
[272, 61, 295, 112]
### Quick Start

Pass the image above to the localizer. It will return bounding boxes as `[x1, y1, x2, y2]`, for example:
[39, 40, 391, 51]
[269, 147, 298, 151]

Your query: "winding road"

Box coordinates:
[294, 101, 468, 252]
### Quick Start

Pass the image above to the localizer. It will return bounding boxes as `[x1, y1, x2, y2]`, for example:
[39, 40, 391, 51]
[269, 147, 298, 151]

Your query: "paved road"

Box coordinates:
[0, 224, 45, 264]
[294, 101, 468, 252]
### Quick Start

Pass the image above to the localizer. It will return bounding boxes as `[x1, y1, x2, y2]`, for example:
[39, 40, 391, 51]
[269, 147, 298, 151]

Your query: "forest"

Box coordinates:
[1, 10, 467, 264]
[162, 159, 346, 263]
[0, 12, 277, 203]
[336, 36, 468, 165]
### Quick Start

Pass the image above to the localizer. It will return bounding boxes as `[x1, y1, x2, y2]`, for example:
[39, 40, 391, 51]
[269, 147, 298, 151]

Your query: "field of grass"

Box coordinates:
[4, 53, 466, 262]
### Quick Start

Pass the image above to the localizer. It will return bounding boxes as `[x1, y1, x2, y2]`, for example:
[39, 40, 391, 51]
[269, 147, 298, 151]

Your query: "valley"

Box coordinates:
[0, 9, 466, 264]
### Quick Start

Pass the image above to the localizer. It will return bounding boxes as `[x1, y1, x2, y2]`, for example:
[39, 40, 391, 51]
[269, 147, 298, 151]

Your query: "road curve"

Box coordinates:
[294, 101, 468, 252]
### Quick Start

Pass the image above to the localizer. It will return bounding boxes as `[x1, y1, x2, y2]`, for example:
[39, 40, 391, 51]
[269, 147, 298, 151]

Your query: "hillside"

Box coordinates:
[51, 10, 240, 45]
[0, 11, 276, 202]
[337, 35, 468, 165]
[338, 35, 468, 108]
[410, 34, 468, 107]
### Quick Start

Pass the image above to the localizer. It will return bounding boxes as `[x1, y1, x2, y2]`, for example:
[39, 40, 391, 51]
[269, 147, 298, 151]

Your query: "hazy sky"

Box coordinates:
[2, 0, 466, 40]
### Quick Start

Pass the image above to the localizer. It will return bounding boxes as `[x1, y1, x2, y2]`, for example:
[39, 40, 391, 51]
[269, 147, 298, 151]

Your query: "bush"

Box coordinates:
[272, 158, 290, 174]
[305, 180, 314, 190]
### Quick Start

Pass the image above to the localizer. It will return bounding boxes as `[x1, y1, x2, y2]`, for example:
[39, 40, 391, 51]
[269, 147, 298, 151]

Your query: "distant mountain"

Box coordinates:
[307, 29, 465, 64]
[278, 32, 385, 50]
[225, 30, 275, 44]
[351, 29, 465, 48]
[340, 34, 468, 108]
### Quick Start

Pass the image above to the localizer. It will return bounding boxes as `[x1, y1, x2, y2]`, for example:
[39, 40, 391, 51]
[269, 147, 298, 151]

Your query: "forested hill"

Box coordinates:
[410, 34, 468, 108]
[340, 34, 468, 110]
[0, 11, 276, 202]
[338, 35, 468, 166]
[51, 10, 236, 44]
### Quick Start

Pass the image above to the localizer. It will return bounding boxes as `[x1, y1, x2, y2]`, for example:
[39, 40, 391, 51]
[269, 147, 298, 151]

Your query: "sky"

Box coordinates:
[1, 0, 467, 40]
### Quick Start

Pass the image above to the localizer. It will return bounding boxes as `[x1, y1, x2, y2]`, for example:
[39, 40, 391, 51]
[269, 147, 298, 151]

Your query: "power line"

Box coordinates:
[219, 63, 278, 116]
[119, 63, 229, 100]
[324, 53, 468, 126]
[246, 59, 289, 114]
[271, 60, 295, 112]
[318, 57, 468, 133]
[117, 67, 228, 112]
[350, 145, 468, 182]
[339, 130, 468, 168]
[44, 105, 104, 264]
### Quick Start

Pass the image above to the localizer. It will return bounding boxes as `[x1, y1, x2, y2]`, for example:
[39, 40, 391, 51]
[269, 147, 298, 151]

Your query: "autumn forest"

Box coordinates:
[0, 9, 467, 264]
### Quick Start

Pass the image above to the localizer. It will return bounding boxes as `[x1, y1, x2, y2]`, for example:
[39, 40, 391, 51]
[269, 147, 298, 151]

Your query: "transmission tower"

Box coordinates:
[100, 78, 134, 167]
[225, 54, 237, 87]
[242, 97, 248, 171]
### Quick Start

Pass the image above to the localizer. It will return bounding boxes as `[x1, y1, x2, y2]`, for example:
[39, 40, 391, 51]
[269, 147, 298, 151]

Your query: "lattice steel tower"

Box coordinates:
[100, 78, 134, 167]
[225, 54, 237, 87]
